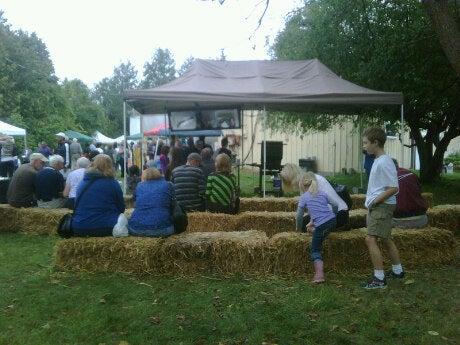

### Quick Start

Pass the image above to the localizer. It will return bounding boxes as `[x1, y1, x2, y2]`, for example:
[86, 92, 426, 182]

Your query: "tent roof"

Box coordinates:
[124, 59, 403, 114]
[93, 131, 116, 144]
[0, 120, 26, 136]
[64, 130, 93, 143]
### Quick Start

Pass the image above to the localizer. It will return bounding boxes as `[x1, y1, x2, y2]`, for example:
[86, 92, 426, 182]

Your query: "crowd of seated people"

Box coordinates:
[8, 135, 429, 239]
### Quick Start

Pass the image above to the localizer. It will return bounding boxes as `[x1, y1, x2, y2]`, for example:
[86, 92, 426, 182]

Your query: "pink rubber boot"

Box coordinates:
[312, 260, 325, 284]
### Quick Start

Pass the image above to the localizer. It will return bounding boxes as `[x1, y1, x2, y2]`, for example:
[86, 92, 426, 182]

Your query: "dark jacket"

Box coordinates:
[72, 171, 125, 236]
[35, 167, 64, 201]
[128, 178, 174, 235]
[171, 165, 205, 211]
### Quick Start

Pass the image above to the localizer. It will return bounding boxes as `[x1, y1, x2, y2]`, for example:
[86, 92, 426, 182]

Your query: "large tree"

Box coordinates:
[0, 12, 76, 149]
[92, 62, 138, 136]
[270, 0, 460, 183]
[141, 48, 176, 88]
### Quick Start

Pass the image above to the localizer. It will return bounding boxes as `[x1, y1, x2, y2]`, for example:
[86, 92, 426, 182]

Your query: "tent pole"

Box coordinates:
[123, 101, 127, 195]
[140, 112, 144, 171]
[400, 104, 404, 168]
[359, 117, 363, 189]
[263, 106, 266, 198]
[239, 109, 243, 188]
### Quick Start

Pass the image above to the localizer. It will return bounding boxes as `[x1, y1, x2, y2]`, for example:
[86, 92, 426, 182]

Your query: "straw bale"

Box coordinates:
[428, 205, 460, 235]
[269, 232, 311, 275]
[237, 211, 296, 236]
[124, 208, 134, 219]
[17, 207, 72, 235]
[160, 230, 269, 275]
[341, 209, 367, 231]
[269, 227, 455, 275]
[187, 212, 239, 232]
[239, 197, 298, 212]
[422, 193, 434, 208]
[0, 204, 20, 233]
[124, 195, 135, 209]
[55, 237, 164, 274]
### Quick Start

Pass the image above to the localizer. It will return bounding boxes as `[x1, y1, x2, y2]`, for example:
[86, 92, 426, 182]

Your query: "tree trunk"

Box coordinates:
[422, 0, 460, 78]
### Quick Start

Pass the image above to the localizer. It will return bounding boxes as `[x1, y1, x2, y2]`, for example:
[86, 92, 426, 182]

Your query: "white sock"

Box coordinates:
[392, 264, 403, 274]
[374, 269, 385, 280]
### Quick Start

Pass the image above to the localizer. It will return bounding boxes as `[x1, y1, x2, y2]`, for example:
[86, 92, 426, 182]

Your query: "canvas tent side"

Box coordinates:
[0, 120, 26, 136]
[123, 59, 404, 195]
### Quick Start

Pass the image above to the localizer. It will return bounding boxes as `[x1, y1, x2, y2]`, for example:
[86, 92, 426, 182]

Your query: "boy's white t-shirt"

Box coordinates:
[365, 154, 398, 209]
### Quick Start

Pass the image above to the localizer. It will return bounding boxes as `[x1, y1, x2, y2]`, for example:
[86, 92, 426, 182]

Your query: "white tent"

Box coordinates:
[0, 120, 26, 136]
[93, 131, 116, 144]
[114, 134, 125, 142]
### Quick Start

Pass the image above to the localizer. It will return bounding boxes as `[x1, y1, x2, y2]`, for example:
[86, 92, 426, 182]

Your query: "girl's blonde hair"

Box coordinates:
[215, 153, 232, 174]
[142, 168, 162, 181]
[299, 171, 319, 195]
[88, 154, 115, 178]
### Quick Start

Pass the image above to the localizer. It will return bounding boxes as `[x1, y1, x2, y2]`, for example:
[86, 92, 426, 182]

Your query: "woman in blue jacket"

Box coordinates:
[72, 154, 126, 236]
[128, 168, 175, 237]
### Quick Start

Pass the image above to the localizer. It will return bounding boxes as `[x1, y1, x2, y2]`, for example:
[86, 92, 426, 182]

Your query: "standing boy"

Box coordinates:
[362, 127, 403, 289]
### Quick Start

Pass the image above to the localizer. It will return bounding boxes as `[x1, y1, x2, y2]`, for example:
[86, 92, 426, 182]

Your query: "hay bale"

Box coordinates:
[239, 197, 298, 212]
[55, 237, 164, 274]
[160, 231, 269, 275]
[187, 212, 239, 232]
[17, 207, 72, 235]
[422, 192, 433, 208]
[269, 227, 455, 275]
[0, 204, 20, 233]
[342, 209, 367, 230]
[237, 211, 295, 236]
[269, 232, 311, 275]
[428, 205, 460, 235]
[124, 195, 135, 209]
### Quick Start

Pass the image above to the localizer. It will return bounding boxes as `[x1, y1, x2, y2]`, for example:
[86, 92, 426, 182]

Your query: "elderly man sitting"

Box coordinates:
[63, 156, 90, 209]
[35, 154, 66, 208]
[7, 153, 48, 208]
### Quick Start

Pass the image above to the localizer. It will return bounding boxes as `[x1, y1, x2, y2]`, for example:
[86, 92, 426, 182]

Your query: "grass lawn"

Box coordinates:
[239, 169, 460, 205]
[0, 234, 459, 344]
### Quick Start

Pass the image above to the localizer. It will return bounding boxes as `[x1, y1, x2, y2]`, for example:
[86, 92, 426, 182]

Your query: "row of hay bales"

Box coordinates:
[54, 227, 456, 276]
[1, 203, 458, 237]
[232, 193, 434, 212]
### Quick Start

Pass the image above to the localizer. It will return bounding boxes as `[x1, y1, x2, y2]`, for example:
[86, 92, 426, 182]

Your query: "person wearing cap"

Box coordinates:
[63, 156, 90, 209]
[69, 138, 82, 170]
[35, 155, 66, 209]
[171, 152, 206, 211]
[55, 133, 70, 169]
[7, 153, 48, 208]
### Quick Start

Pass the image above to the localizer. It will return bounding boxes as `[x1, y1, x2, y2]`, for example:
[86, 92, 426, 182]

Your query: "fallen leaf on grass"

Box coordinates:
[41, 323, 50, 329]
[428, 331, 439, 336]
[331, 325, 338, 331]
[404, 279, 415, 285]
[149, 316, 161, 324]
[118, 341, 130, 345]
[341, 328, 350, 334]
[176, 314, 186, 321]
[99, 298, 106, 304]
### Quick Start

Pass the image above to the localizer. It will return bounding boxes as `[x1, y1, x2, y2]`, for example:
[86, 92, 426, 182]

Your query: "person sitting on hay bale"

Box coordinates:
[281, 163, 349, 229]
[296, 172, 338, 284]
[205, 153, 239, 214]
[35, 155, 66, 209]
[128, 168, 175, 237]
[392, 159, 428, 229]
[71, 154, 127, 237]
[127, 165, 141, 196]
[7, 153, 48, 208]
[63, 157, 90, 209]
[200, 147, 215, 180]
[171, 153, 206, 211]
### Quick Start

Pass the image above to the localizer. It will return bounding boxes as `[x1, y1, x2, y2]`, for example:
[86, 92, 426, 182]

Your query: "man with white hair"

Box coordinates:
[7, 153, 48, 208]
[35, 154, 65, 208]
[63, 156, 90, 209]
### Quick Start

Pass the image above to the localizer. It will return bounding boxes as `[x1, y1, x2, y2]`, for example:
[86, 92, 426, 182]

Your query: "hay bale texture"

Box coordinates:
[0, 204, 19, 233]
[18, 207, 72, 235]
[237, 211, 296, 236]
[239, 197, 298, 212]
[428, 205, 460, 235]
[270, 227, 455, 276]
[350, 193, 433, 210]
[55, 231, 270, 276]
[187, 212, 239, 232]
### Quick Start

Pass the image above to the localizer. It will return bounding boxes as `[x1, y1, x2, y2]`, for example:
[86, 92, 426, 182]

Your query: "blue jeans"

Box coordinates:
[310, 217, 336, 261]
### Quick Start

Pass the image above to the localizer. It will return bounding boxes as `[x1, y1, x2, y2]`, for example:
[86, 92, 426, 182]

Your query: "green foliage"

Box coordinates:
[0, 233, 459, 344]
[92, 62, 138, 136]
[444, 152, 460, 167]
[177, 56, 195, 76]
[141, 48, 176, 88]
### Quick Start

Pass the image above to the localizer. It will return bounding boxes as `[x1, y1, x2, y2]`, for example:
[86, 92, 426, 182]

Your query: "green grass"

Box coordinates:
[238, 169, 460, 205]
[0, 234, 459, 344]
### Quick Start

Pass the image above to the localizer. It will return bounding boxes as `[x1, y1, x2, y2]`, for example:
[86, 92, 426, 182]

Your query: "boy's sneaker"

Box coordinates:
[363, 276, 387, 290]
[386, 270, 405, 279]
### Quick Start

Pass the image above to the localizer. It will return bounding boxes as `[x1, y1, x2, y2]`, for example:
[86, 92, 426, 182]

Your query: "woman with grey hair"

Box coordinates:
[63, 156, 90, 209]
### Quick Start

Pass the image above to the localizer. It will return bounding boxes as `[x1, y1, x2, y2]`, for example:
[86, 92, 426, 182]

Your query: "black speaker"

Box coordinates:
[261, 141, 283, 171]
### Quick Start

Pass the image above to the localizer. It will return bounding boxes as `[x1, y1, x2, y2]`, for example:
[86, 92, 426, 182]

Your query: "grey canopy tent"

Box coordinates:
[123, 59, 403, 195]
